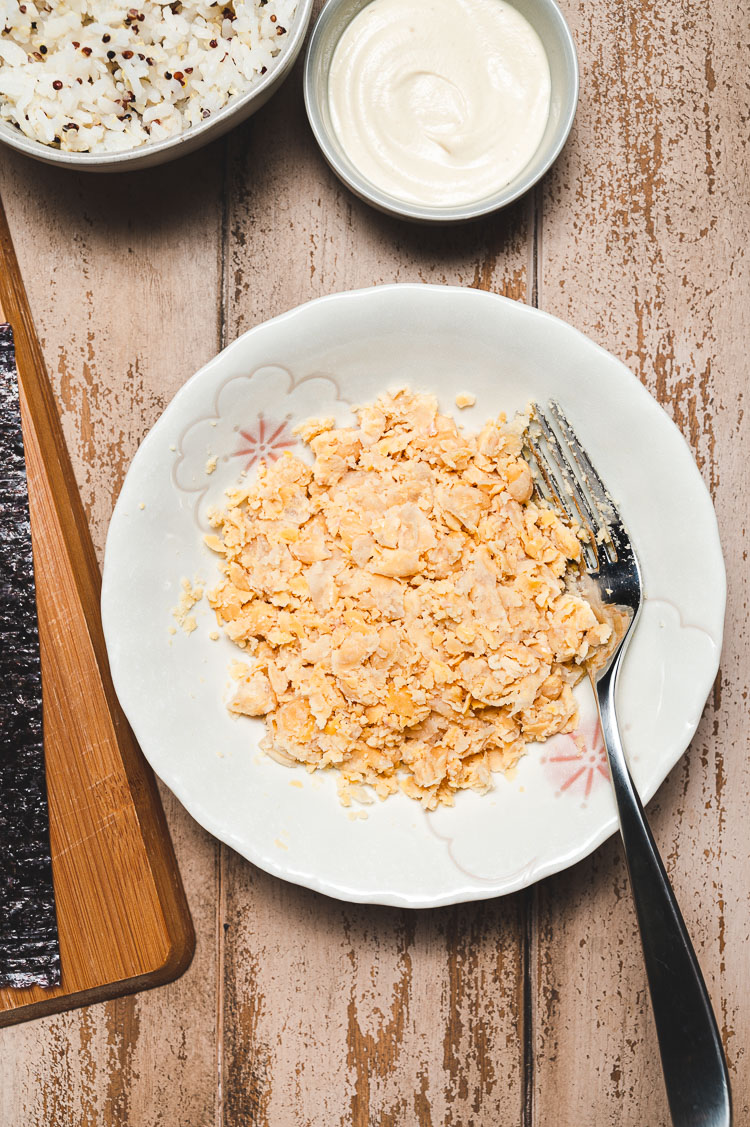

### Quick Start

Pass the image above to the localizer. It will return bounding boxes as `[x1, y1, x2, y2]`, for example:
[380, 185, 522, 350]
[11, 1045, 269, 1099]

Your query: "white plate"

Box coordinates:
[101, 285, 725, 908]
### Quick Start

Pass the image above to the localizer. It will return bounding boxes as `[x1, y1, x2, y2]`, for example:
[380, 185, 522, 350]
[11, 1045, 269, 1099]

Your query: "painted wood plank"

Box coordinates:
[219, 58, 532, 1127]
[222, 864, 525, 1127]
[0, 197, 195, 1027]
[0, 147, 224, 1127]
[532, 0, 749, 1122]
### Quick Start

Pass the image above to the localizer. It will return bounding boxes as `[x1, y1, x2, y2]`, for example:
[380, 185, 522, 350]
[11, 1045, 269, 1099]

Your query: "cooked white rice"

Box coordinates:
[0, 0, 298, 152]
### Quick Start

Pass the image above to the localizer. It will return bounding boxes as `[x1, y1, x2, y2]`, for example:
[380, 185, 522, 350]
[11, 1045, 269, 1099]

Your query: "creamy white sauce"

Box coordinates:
[327, 0, 552, 208]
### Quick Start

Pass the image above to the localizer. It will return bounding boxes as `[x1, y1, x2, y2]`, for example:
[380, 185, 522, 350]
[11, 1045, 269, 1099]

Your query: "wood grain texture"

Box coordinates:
[219, 59, 532, 1126]
[0, 0, 747, 1116]
[222, 866, 525, 1127]
[0, 198, 194, 1028]
[532, 0, 749, 1123]
[0, 151, 224, 1123]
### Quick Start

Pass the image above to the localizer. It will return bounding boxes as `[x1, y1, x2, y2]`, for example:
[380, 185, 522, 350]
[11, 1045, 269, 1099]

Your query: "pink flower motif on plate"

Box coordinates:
[541, 718, 610, 804]
[233, 413, 297, 471]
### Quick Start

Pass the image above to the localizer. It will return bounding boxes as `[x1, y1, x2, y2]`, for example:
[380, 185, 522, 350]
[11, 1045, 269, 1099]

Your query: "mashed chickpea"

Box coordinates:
[207, 389, 611, 808]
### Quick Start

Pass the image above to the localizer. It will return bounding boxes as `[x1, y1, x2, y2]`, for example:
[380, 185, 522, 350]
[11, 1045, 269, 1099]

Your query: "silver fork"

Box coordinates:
[525, 401, 731, 1127]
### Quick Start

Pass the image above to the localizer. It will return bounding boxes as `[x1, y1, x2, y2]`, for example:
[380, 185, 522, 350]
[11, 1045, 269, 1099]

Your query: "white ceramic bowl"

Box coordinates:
[304, 0, 579, 222]
[0, 0, 314, 172]
[102, 285, 725, 907]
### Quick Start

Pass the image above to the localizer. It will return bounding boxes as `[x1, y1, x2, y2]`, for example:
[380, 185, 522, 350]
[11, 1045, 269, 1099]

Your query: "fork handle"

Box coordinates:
[595, 657, 732, 1127]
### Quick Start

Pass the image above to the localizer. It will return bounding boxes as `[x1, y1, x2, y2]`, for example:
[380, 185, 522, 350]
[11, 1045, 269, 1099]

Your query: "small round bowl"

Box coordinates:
[304, 0, 579, 223]
[0, 0, 314, 173]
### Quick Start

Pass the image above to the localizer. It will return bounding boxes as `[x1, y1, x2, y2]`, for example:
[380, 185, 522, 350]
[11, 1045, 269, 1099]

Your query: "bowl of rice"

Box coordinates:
[0, 0, 314, 171]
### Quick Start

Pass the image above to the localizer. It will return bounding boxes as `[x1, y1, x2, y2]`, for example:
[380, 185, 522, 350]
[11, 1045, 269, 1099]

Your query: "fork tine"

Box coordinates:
[524, 423, 582, 529]
[546, 401, 632, 558]
[522, 431, 604, 570]
[529, 404, 602, 568]
[547, 401, 619, 517]
[524, 435, 588, 539]
[522, 438, 556, 507]
[526, 443, 599, 572]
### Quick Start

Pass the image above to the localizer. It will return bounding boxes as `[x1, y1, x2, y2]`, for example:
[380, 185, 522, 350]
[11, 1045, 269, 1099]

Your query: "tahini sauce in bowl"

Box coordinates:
[327, 0, 552, 208]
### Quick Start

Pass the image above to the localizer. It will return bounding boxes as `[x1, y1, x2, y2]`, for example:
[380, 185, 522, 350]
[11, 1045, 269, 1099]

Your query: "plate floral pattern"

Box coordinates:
[172, 364, 349, 530]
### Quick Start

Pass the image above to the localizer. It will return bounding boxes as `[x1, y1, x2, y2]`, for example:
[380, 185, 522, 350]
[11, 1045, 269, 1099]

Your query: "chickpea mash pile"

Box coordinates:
[207, 389, 611, 808]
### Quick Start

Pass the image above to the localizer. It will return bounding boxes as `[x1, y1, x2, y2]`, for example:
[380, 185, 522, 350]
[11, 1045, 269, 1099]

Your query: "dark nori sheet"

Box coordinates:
[0, 323, 60, 989]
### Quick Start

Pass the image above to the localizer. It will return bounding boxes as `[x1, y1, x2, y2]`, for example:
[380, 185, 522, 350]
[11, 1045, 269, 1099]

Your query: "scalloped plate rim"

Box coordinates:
[101, 284, 726, 908]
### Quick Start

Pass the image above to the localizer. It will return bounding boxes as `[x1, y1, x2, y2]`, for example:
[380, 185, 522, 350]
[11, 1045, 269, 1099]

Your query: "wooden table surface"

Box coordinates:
[0, 0, 747, 1122]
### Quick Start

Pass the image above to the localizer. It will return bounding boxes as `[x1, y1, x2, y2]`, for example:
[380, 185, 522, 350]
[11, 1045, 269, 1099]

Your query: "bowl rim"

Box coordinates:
[0, 0, 315, 170]
[303, 0, 580, 223]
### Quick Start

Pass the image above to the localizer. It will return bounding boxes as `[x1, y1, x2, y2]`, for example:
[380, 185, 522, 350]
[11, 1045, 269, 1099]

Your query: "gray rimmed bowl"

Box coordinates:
[304, 0, 579, 223]
[0, 0, 314, 173]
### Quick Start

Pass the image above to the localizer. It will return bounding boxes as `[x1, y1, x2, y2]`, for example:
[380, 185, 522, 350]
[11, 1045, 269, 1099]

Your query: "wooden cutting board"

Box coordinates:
[0, 199, 194, 1028]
